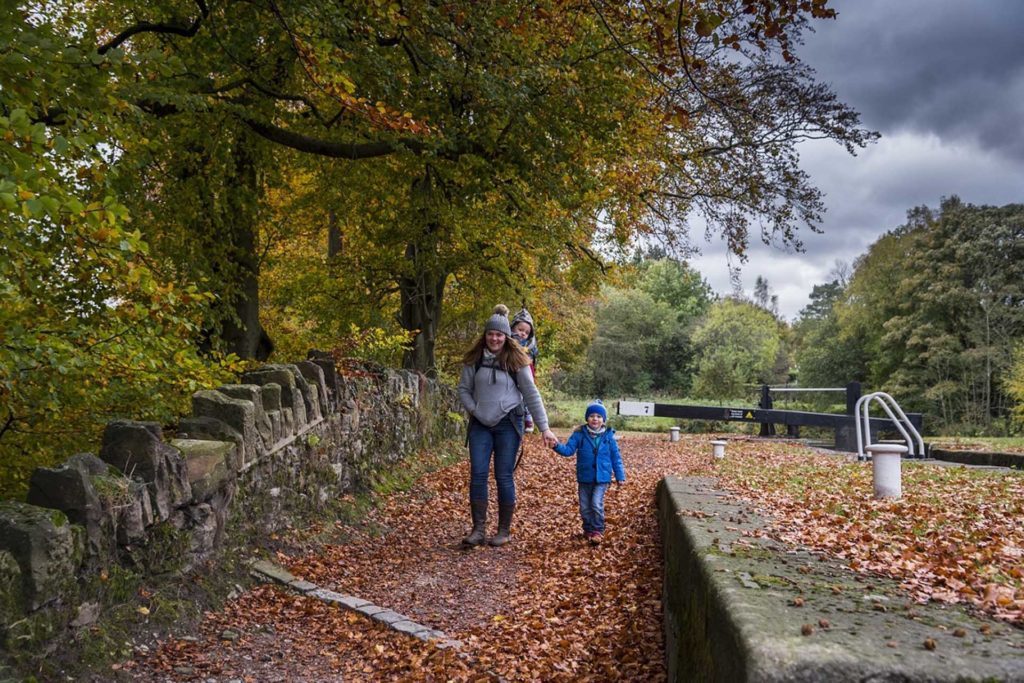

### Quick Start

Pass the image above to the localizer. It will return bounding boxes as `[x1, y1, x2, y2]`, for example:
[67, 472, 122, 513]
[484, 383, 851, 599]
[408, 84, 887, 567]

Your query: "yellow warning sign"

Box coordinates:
[745, 411, 754, 419]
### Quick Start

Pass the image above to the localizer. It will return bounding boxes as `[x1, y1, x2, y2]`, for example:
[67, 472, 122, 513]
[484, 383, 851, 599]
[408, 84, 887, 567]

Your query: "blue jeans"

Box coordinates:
[578, 483, 609, 533]
[468, 415, 522, 506]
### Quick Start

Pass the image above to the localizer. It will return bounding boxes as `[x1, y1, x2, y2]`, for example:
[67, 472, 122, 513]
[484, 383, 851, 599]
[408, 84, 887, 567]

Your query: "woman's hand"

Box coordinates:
[541, 429, 558, 448]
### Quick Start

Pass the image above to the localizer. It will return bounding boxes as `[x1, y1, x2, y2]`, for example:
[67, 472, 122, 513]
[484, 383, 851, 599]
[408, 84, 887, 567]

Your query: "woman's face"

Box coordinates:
[485, 330, 506, 353]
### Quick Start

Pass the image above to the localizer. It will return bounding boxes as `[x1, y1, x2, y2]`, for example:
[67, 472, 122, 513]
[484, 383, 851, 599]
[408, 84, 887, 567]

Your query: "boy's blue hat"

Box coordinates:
[585, 400, 607, 421]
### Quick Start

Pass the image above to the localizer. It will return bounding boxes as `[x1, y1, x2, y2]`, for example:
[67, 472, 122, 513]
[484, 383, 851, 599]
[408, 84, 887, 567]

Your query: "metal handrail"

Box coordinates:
[767, 386, 847, 393]
[854, 392, 925, 460]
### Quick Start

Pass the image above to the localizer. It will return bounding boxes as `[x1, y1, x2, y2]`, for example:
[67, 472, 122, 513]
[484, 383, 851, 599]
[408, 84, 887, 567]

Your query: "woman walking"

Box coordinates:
[458, 305, 557, 547]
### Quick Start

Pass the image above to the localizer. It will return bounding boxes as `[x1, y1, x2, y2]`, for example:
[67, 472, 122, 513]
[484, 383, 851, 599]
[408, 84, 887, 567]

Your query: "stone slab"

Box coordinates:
[370, 609, 407, 625]
[930, 448, 1024, 470]
[391, 620, 430, 636]
[356, 604, 386, 617]
[249, 559, 296, 585]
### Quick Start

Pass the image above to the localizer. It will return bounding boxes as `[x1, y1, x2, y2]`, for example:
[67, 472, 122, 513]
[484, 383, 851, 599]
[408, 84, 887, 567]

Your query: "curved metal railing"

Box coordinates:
[854, 391, 925, 460]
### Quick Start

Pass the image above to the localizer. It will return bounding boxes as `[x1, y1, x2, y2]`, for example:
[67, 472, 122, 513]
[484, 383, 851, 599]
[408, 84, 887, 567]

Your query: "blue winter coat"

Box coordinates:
[553, 427, 626, 484]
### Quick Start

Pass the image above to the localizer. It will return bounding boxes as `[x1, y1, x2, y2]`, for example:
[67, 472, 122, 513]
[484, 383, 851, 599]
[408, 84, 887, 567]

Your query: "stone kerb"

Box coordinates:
[657, 476, 1024, 682]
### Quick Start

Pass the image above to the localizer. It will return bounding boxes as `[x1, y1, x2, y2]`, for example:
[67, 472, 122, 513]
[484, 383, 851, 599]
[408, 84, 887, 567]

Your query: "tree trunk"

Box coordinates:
[327, 210, 342, 260]
[218, 130, 274, 361]
[398, 242, 447, 377]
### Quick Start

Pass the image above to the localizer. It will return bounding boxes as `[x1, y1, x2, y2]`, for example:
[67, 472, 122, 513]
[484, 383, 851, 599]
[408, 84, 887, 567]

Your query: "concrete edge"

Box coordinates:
[247, 559, 462, 650]
[930, 448, 1024, 470]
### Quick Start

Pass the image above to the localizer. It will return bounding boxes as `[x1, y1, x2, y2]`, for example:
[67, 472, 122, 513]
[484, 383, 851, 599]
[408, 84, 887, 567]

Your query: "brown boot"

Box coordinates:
[461, 500, 487, 547]
[489, 504, 515, 546]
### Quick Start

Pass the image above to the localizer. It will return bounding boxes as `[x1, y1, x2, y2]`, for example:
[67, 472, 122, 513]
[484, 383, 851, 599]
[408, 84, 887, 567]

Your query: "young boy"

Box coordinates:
[551, 400, 626, 545]
[510, 307, 539, 432]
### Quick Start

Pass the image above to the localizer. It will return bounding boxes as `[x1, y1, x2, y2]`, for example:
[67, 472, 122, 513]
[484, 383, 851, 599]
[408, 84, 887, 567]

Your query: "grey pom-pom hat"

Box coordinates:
[484, 304, 512, 337]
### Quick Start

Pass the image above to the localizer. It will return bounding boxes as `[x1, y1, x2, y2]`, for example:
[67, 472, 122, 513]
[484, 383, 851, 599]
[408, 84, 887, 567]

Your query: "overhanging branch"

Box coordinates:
[98, 0, 210, 54]
[243, 118, 426, 159]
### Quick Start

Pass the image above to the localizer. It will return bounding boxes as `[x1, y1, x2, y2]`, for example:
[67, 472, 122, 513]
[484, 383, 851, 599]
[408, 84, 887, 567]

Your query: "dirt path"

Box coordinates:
[127, 431, 710, 681]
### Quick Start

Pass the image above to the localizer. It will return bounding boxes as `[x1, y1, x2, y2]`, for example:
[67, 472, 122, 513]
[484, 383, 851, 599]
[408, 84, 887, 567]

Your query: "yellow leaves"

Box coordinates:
[337, 73, 357, 95]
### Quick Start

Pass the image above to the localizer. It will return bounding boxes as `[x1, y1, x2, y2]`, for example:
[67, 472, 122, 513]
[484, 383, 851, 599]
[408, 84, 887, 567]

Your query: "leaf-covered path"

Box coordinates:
[131, 432, 703, 681]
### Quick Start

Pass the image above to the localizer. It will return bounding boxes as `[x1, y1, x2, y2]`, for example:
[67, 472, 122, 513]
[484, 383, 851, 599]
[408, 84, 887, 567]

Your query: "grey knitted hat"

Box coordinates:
[484, 304, 512, 337]
[510, 307, 535, 338]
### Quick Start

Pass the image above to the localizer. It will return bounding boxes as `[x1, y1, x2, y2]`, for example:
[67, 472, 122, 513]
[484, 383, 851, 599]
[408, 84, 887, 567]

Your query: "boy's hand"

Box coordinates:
[541, 429, 558, 448]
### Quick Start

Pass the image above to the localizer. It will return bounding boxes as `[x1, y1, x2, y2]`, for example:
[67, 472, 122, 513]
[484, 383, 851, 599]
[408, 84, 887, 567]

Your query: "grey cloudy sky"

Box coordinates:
[689, 0, 1024, 320]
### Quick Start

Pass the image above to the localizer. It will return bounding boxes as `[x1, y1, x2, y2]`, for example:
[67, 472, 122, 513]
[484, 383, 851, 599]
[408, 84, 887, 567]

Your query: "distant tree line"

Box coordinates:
[558, 198, 1024, 436]
[553, 256, 789, 402]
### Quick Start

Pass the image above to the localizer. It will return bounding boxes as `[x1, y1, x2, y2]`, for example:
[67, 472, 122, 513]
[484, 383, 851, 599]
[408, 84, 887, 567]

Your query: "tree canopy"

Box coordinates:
[1, 0, 879, 494]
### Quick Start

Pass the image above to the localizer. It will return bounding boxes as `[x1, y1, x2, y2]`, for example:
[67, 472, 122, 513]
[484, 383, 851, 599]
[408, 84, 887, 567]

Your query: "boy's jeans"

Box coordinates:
[468, 415, 521, 505]
[578, 482, 609, 533]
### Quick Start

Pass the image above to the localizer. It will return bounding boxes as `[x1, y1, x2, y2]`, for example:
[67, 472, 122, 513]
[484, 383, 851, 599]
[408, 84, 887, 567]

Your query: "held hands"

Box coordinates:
[541, 429, 558, 448]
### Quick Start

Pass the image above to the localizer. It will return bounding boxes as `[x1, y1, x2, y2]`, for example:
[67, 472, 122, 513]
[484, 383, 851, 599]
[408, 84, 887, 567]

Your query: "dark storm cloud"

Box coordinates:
[800, 0, 1024, 160]
[689, 0, 1024, 319]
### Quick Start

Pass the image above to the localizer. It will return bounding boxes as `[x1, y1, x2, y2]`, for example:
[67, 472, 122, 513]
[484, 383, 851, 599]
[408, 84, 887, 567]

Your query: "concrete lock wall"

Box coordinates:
[657, 476, 1024, 683]
[0, 355, 462, 657]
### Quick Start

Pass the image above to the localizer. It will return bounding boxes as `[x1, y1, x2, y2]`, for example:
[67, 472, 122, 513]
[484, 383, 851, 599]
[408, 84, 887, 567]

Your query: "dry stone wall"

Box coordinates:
[0, 356, 462, 659]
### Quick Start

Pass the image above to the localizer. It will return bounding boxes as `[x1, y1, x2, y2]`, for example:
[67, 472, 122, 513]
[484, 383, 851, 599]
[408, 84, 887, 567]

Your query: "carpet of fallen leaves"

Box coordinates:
[713, 440, 1024, 625]
[128, 432, 708, 682]
[126, 434, 1024, 681]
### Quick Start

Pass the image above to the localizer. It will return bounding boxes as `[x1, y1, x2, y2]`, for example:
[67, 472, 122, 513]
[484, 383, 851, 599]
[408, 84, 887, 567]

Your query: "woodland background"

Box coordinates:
[2, 1, 1023, 498]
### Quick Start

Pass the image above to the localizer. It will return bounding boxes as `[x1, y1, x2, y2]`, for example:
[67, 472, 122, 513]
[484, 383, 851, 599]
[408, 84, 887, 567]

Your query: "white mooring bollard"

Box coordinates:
[711, 440, 727, 459]
[867, 443, 908, 499]
[669, 426, 680, 442]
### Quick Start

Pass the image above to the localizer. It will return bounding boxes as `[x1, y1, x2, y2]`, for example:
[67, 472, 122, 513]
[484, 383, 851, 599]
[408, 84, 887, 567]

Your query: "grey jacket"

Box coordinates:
[458, 359, 549, 433]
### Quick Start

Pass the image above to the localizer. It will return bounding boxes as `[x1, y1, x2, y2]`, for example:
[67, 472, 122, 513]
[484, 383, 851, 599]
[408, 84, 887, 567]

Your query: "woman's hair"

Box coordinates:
[461, 334, 530, 372]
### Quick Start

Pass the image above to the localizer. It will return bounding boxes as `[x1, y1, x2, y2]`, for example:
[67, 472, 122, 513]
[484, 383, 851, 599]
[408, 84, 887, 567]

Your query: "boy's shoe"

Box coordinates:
[524, 417, 534, 433]
[588, 532, 603, 546]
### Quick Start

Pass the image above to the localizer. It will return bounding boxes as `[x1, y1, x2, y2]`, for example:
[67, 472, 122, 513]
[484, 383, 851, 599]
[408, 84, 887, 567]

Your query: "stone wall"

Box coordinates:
[0, 356, 462, 660]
